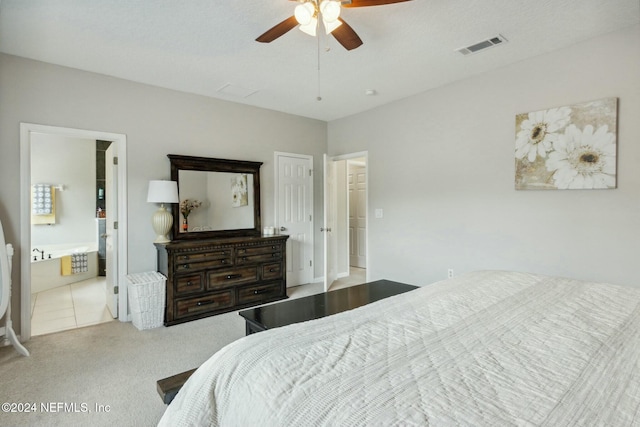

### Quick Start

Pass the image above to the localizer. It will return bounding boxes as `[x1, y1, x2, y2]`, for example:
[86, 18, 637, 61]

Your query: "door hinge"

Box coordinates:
[114, 286, 119, 295]
[114, 221, 118, 230]
[309, 215, 312, 222]
[309, 169, 312, 176]
[309, 260, 312, 267]
[113, 156, 118, 165]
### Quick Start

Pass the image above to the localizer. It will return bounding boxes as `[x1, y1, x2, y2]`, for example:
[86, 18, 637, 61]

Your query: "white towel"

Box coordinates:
[32, 184, 53, 215]
[71, 253, 88, 274]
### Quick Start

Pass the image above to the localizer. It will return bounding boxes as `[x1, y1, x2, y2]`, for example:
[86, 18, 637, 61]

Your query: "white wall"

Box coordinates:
[30, 134, 97, 248]
[0, 53, 327, 334]
[328, 25, 640, 287]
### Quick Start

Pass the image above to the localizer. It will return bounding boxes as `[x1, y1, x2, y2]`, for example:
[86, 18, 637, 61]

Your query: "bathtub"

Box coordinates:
[31, 243, 99, 294]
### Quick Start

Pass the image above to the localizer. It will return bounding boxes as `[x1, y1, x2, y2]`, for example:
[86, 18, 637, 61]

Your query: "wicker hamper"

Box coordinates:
[127, 271, 166, 330]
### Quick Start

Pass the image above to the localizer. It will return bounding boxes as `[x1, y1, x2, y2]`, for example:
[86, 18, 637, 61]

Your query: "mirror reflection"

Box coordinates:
[178, 170, 255, 232]
[168, 154, 262, 240]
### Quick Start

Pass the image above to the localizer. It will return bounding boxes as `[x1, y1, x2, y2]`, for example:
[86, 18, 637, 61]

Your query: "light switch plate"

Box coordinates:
[374, 209, 384, 219]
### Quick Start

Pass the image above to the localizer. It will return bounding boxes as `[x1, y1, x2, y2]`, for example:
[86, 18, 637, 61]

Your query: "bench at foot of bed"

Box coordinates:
[157, 368, 197, 404]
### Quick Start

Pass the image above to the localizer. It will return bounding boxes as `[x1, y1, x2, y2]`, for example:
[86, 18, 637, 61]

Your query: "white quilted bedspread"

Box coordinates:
[159, 271, 640, 426]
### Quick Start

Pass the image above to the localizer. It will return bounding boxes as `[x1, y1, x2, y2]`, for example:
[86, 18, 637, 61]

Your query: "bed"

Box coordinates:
[158, 270, 640, 426]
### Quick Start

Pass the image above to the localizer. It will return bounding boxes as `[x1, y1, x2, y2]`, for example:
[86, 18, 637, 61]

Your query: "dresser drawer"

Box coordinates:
[237, 244, 283, 256]
[238, 282, 284, 305]
[174, 273, 203, 295]
[262, 262, 283, 280]
[207, 266, 259, 290]
[174, 250, 231, 264]
[236, 245, 283, 264]
[175, 291, 234, 318]
[174, 257, 231, 272]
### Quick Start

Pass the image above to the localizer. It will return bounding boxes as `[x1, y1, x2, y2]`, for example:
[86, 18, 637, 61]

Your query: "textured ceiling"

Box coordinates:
[1, 0, 638, 121]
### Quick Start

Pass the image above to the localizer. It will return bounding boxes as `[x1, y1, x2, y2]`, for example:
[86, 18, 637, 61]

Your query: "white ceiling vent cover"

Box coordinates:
[456, 35, 508, 56]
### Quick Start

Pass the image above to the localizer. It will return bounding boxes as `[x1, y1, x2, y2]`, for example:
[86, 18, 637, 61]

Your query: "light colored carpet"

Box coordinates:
[0, 281, 336, 426]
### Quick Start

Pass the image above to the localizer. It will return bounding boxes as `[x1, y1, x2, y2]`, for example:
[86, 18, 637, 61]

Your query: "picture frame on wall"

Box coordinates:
[515, 97, 618, 190]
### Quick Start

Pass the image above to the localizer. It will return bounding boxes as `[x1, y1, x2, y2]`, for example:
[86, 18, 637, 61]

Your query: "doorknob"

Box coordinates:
[320, 227, 332, 232]
[280, 226, 287, 231]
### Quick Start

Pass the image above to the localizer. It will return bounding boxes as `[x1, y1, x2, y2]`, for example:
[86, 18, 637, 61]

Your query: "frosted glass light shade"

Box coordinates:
[299, 17, 318, 36]
[320, 1, 341, 22]
[294, 2, 315, 25]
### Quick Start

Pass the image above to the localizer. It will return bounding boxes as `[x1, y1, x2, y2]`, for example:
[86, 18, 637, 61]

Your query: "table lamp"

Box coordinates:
[147, 180, 179, 243]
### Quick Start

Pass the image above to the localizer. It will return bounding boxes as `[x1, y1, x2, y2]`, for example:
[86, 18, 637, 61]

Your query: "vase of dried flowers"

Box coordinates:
[179, 199, 202, 232]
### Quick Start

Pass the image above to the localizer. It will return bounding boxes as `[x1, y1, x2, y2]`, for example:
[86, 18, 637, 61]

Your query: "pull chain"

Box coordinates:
[316, 28, 322, 101]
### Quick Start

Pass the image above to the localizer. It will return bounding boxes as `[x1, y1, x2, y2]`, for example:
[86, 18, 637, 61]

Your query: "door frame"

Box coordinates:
[274, 151, 314, 286]
[329, 151, 369, 283]
[20, 123, 129, 340]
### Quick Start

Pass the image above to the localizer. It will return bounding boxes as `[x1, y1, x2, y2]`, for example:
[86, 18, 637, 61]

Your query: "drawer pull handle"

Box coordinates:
[243, 257, 248, 261]
[182, 264, 190, 269]
[196, 300, 219, 307]
[187, 281, 193, 286]
[269, 268, 276, 272]
[272, 253, 278, 257]
[253, 288, 268, 295]
[220, 260, 227, 264]
[226, 274, 242, 280]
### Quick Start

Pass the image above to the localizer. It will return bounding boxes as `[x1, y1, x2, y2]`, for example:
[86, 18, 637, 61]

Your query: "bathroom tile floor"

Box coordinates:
[31, 276, 114, 336]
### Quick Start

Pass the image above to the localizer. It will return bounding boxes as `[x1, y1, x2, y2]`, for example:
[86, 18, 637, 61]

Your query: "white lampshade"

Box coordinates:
[147, 180, 179, 244]
[147, 180, 179, 204]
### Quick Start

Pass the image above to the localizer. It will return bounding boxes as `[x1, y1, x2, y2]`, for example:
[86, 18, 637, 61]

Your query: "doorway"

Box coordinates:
[324, 152, 368, 291]
[20, 124, 128, 340]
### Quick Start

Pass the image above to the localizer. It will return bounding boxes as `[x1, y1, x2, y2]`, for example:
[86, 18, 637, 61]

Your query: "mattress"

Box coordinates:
[159, 270, 640, 426]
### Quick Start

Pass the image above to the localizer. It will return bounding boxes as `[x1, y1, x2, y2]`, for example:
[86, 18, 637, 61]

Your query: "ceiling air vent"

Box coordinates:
[456, 35, 507, 56]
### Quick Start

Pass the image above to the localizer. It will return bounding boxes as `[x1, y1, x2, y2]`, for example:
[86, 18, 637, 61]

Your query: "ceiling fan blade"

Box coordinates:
[342, 0, 412, 7]
[331, 18, 363, 50]
[256, 16, 299, 43]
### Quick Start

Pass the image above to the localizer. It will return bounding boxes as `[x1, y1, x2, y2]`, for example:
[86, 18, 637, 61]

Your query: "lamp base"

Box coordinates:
[151, 205, 173, 244]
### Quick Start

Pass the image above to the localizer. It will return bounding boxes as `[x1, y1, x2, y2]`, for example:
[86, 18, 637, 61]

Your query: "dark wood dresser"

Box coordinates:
[156, 235, 288, 326]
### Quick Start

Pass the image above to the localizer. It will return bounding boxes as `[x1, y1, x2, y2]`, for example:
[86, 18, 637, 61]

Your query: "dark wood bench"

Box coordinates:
[157, 368, 197, 405]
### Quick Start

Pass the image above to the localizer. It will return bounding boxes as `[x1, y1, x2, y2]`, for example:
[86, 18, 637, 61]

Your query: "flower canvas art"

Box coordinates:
[515, 98, 617, 190]
[231, 174, 248, 207]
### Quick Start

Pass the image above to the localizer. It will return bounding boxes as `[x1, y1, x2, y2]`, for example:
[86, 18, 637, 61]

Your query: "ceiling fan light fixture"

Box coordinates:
[319, 0, 341, 22]
[294, 2, 316, 25]
[299, 16, 318, 36]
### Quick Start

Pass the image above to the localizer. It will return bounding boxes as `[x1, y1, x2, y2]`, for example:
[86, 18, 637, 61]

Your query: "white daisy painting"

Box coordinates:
[231, 174, 248, 207]
[515, 98, 617, 190]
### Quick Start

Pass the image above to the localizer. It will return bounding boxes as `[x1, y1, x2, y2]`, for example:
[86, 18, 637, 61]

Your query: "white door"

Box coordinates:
[276, 153, 313, 287]
[349, 163, 367, 268]
[105, 145, 118, 318]
[323, 154, 337, 292]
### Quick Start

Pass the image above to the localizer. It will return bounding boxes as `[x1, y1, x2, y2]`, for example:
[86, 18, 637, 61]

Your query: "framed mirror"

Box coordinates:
[168, 154, 262, 240]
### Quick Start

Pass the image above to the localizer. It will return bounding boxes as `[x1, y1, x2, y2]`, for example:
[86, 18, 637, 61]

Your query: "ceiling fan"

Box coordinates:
[256, 0, 413, 51]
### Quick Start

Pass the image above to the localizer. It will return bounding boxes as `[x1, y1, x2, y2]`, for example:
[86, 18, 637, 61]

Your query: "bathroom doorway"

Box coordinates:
[20, 124, 128, 340]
